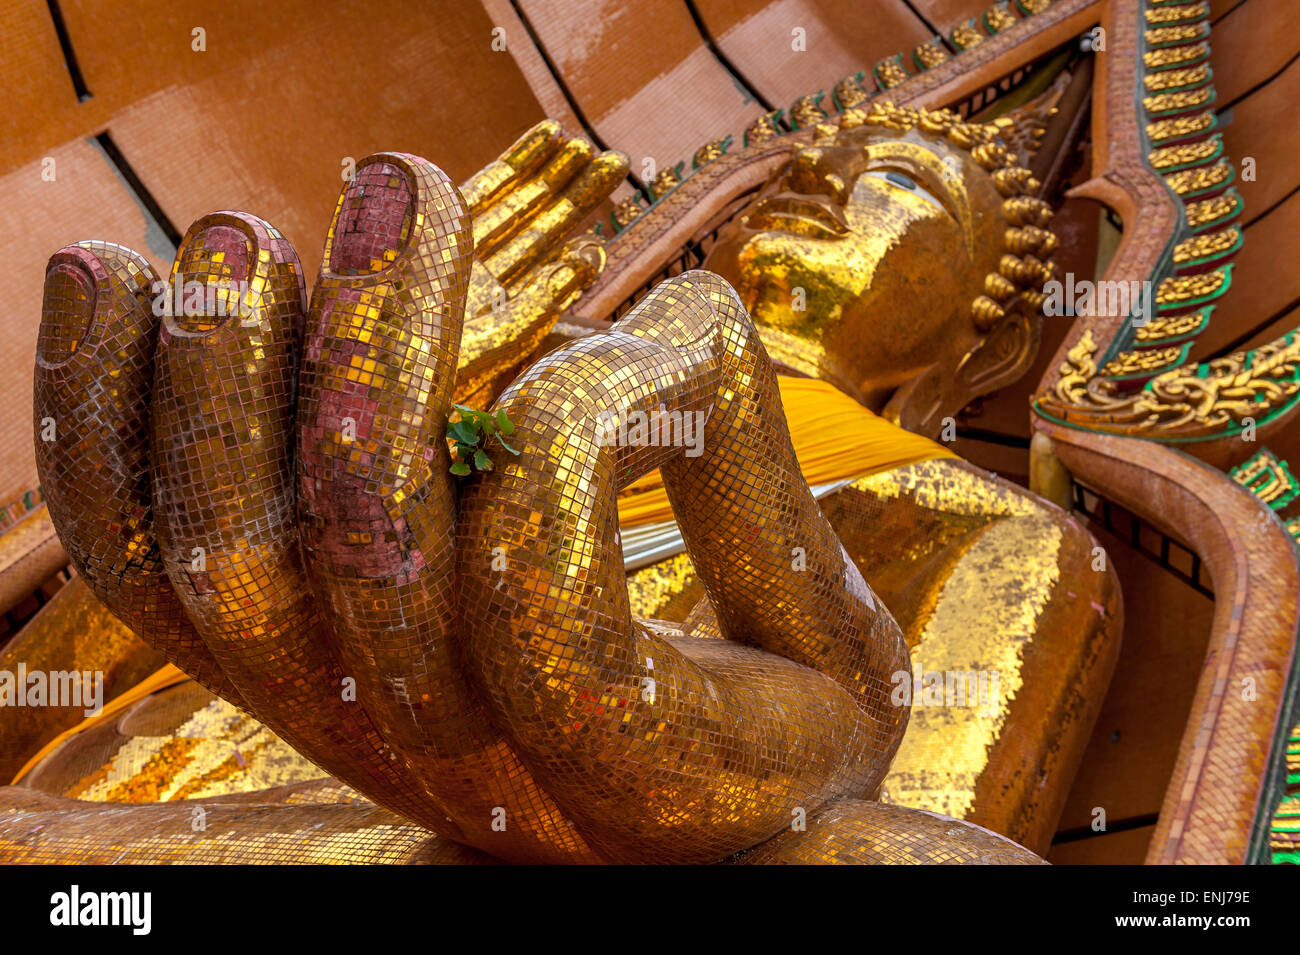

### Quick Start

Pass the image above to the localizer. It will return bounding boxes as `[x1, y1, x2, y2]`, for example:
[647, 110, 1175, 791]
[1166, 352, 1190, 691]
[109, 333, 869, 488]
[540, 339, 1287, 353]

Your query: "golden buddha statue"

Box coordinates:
[704, 101, 1053, 430]
[0, 105, 1115, 865]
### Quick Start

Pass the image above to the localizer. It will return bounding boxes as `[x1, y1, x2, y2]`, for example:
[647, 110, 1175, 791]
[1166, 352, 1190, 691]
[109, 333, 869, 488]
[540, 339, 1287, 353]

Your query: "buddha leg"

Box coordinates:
[734, 798, 1044, 864]
[297, 154, 594, 863]
[457, 271, 909, 863]
[0, 783, 1046, 864]
[149, 211, 436, 828]
[33, 243, 243, 705]
[0, 785, 491, 865]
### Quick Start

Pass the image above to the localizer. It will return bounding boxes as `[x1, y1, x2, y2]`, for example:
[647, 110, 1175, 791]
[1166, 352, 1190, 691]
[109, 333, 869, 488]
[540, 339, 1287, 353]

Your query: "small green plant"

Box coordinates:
[447, 404, 518, 476]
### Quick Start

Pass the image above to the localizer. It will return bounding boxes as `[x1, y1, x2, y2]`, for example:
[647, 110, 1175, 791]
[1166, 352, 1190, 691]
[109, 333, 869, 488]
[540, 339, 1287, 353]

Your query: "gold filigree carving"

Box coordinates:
[983, 3, 1018, 33]
[1143, 87, 1213, 113]
[875, 56, 909, 89]
[1145, 23, 1207, 46]
[1164, 159, 1231, 195]
[1173, 227, 1240, 264]
[1101, 346, 1183, 377]
[1145, 2, 1208, 24]
[1186, 191, 1240, 228]
[1144, 42, 1207, 70]
[1231, 449, 1300, 508]
[649, 163, 683, 199]
[1041, 333, 1300, 439]
[951, 21, 986, 51]
[789, 94, 829, 129]
[612, 196, 642, 229]
[833, 74, 870, 110]
[1144, 64, 1209, 91]
[1146, 111, 1214, 145]
[1133, 309, 1208, 342]
[914, 40, 951, 70]
[1150, 137, 1219, 169]
[1156, 267, 1228, 307]
[743, 113, 781, 148]
[1051, 331, 1098, 405]
[692, 136, 729, 168]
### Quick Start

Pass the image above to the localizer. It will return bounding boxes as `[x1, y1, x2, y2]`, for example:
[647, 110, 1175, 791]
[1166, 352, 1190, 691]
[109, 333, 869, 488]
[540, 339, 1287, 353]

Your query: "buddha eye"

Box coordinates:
[863, 168, 944, 210]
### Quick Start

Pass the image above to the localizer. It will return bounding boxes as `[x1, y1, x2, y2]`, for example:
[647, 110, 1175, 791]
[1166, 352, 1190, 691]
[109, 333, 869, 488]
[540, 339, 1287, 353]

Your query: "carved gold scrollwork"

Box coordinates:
[1231, 449, 1300, 509]
[1040, 331, 1300, 439]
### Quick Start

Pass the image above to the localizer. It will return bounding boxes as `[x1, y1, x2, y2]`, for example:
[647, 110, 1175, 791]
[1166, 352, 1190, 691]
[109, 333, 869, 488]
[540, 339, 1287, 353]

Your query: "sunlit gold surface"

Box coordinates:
[627, 551, 704, 620]
[876, 509, 1061, 819]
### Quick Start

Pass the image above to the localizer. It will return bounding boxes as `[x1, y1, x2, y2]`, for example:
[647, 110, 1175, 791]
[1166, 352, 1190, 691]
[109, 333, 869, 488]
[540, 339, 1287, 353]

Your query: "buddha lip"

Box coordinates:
[746, 196, 849, 237]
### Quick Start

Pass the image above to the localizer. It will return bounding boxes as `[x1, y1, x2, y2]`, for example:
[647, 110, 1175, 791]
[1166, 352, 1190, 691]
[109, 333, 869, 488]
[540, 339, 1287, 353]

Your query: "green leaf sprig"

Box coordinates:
[447, 404, 519, 476]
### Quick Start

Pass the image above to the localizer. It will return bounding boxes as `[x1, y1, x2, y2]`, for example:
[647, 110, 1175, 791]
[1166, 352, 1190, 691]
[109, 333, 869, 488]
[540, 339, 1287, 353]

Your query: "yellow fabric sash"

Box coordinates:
[616, 375, 957, 528]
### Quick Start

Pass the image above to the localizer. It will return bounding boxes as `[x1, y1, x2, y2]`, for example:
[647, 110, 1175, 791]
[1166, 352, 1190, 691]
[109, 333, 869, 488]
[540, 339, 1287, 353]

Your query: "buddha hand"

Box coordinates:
[34, 140, 915, 864]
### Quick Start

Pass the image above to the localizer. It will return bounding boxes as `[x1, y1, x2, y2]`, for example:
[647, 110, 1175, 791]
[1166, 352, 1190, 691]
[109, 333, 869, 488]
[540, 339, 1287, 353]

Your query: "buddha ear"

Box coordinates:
[883, 303, 1041, 440]
[953, 302, 1041, 407]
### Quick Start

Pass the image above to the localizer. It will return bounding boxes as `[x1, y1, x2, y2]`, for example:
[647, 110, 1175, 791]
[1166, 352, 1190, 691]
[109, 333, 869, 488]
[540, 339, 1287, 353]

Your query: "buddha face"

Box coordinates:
[704, 122, 1015, 411]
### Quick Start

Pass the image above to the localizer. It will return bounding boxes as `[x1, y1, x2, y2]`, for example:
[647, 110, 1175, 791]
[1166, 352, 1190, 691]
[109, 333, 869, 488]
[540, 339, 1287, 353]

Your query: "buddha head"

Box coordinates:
[703, 102, 1057, 433]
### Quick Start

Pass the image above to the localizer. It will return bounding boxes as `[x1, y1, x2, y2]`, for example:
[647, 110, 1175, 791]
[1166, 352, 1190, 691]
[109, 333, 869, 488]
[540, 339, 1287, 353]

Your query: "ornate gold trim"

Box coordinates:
[1040, 331, 1300, 440]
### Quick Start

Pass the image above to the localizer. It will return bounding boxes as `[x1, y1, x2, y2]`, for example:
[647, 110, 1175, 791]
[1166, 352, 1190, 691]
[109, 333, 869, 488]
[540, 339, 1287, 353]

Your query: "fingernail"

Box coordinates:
[172, 221, 253, 331]
[38, 251, 99, 364]
[328, 161, 414, 275]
